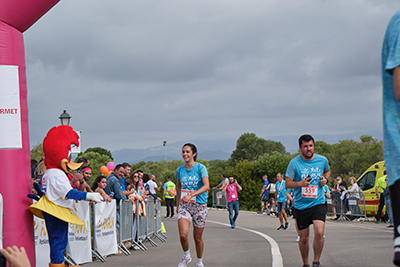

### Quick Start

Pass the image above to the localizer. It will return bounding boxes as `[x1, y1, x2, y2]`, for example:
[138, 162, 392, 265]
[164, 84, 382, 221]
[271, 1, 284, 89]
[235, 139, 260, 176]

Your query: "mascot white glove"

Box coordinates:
[86, 192, 104, 203]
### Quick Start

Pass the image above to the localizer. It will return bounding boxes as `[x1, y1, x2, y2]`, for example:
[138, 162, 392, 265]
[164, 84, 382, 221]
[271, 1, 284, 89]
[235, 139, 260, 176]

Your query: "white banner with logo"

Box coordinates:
[0, 65, 22, 149]
[34, 215, 50, 267]
[67, 201, 92, 264]
[93, 200, 118, 256]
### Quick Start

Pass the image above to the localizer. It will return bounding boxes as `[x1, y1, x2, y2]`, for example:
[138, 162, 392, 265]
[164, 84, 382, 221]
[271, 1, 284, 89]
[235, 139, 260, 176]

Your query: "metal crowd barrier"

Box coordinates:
[136, 200, 148, 250]
[327, 190, 370, 223]
[156, 200, 167, 240]
[118, 200, 133, 255]
[145, 199, 157, 247]
[210, 188, 227, 210]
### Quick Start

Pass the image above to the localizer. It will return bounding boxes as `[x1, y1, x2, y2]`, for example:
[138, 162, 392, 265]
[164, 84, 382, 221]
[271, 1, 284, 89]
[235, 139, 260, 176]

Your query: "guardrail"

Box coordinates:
[327, 190, 370, 223]
[210, 188, 227, 210]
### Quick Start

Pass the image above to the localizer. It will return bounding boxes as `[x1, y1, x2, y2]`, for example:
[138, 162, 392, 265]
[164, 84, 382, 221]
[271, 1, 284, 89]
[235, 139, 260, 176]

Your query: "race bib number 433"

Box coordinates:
[302, 186, 318, 198]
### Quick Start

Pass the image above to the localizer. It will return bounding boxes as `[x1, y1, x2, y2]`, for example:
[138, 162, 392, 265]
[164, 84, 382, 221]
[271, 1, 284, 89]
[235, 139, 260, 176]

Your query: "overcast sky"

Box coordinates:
[24, 0, 400, 153]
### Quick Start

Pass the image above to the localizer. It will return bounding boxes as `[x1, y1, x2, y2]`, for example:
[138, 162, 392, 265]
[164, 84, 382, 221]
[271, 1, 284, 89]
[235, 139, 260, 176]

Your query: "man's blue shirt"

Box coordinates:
[285, 154, 330, 210]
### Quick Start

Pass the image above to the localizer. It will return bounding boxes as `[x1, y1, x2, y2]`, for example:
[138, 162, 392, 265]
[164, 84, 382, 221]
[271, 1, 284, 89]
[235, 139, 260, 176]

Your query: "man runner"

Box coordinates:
[285, 134, 330, 267]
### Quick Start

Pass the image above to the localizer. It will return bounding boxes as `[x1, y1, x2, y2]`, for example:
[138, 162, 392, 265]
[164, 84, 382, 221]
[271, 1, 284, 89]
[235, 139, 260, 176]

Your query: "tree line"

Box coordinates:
[30, 133, 383, 211]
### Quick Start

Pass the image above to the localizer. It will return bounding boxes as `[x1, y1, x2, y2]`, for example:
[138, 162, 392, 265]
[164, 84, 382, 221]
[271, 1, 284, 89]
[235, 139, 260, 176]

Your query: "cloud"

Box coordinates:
[24, 0, 398, 152]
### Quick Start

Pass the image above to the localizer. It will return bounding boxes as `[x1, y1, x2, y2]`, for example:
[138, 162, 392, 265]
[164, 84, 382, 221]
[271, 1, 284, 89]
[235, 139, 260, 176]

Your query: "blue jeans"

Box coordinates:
[385, 196, 394, 225]
[228, 200, 239, 225]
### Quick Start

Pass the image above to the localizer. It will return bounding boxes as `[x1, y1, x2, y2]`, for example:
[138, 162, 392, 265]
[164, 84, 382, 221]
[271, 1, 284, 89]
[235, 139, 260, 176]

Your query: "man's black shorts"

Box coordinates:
[292, 204, 326, 230]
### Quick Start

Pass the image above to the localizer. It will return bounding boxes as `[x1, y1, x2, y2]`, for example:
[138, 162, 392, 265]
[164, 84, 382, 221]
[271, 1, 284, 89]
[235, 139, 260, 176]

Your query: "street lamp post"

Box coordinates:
[163, 140, 167, 162]
[59, 110, 71, 125]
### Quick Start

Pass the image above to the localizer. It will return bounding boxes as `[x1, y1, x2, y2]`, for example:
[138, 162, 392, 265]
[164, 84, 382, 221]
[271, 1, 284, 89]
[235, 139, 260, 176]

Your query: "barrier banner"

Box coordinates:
[34, 215, 50, 267]
[67, 201, 92, 264]
[94, 200, 118, 256]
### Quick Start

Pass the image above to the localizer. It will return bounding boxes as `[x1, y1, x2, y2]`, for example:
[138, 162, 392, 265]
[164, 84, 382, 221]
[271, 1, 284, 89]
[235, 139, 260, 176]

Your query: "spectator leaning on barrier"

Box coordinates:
[222, 176, 242, 229]
[285, 134, 330, 267]
[122, 162, 131, 178]
[275, 173, 292, 230]
[163, 176, 176, 218]
[375, 171, 388, 224]
[91, 175, 112, 202]
[258, 174, 271, 214]
[104, 164, 128, 201]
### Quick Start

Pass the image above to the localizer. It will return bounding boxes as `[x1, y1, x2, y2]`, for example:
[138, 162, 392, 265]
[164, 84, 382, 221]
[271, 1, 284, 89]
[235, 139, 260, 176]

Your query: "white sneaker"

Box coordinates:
[197, 264, 204, 267]
[296, 235, 300, 242]
[346, 211, 351, 215]
[178, 255, 192, 267]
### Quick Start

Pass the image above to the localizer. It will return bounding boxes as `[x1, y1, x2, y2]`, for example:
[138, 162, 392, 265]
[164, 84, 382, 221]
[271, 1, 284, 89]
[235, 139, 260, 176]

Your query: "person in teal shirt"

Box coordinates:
[275, 173, 293, 230]
[285, 135, 330, 267]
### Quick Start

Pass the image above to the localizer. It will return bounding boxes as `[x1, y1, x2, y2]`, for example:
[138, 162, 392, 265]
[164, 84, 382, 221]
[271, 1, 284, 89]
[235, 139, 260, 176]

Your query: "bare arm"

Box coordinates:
[181, 176, 210, 203]
[393, 66, 400, 102]
[285, 177, 310, 189]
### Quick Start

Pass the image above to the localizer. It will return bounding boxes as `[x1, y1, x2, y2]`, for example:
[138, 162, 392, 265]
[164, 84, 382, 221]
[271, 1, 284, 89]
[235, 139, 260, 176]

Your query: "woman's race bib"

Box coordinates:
[181, 189, 196, 203]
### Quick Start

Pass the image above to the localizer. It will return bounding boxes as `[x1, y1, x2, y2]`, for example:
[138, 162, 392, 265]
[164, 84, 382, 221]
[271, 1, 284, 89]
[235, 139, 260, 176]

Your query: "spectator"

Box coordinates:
[143, 174, 160, 201]
[345, 177, 361, 221]
[163, 176, 176, 218]
[36, 152, 46, 184]
[104, 164, 128, 201]
[130, 171, 145, 196]
[331, 176, 347, 218]
[91, 175, 111, 202]
[383, 175, 394, 229]
[375, 171, 388, 223]
[70, 166, 93, 192]
[258, 175, 271, 214]
[31, 159, 38, 179]
[67, 157, 89, 190]
[222, 176, 242, 228]
[0, 246, 31, 267]
[122, 162, 131, 178]
[330, 179, 339, 220]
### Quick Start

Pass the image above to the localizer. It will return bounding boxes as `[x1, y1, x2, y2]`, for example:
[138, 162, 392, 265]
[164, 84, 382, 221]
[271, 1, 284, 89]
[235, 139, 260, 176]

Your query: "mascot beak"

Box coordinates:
[60, 159, 83, 173]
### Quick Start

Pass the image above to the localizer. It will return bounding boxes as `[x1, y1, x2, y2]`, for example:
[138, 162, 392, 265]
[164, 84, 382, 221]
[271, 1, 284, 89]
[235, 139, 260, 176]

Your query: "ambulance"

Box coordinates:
[356, 161, 386, 216]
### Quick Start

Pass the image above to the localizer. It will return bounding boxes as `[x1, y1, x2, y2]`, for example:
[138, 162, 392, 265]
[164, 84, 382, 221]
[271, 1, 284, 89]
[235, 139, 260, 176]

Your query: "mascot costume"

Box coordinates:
[29, 125, 103, 267]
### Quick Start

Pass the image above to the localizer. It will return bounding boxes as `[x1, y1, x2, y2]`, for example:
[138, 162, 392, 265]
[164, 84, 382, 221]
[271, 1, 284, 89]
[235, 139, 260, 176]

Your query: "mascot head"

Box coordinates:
[43, 125, 83, 173]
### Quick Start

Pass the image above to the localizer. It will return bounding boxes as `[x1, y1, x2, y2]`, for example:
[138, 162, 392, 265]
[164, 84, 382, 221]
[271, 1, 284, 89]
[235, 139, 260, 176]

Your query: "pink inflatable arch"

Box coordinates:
[0, 1, 60, 266]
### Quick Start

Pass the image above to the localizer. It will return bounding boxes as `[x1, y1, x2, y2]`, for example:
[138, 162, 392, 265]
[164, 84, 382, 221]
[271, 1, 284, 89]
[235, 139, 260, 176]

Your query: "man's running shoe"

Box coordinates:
[302, 265, 310, 267]
[178, 255, 192, 267]
[277, 225, 285, 230]
[257, 210, 263, 214]
[285, 222, 289, 229]
[312, 261, 322, 267]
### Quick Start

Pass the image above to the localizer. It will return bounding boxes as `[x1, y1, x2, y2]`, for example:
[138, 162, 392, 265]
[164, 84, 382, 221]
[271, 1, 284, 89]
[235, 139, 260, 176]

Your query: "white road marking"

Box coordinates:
[208, 220, 283, 267]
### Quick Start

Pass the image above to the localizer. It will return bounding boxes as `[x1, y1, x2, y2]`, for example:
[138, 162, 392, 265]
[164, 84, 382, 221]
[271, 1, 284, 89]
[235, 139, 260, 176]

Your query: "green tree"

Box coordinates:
[230, 133, 286, 164]
[75, 151, 113, 186]
[30, 142, 43, 161]
[77, 147, 113, 160]
[254, 151, 293, 181]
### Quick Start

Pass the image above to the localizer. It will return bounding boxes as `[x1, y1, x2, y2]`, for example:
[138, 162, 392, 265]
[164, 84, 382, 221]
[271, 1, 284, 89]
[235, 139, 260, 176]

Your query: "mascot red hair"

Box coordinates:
[29, 126, 103, 267]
